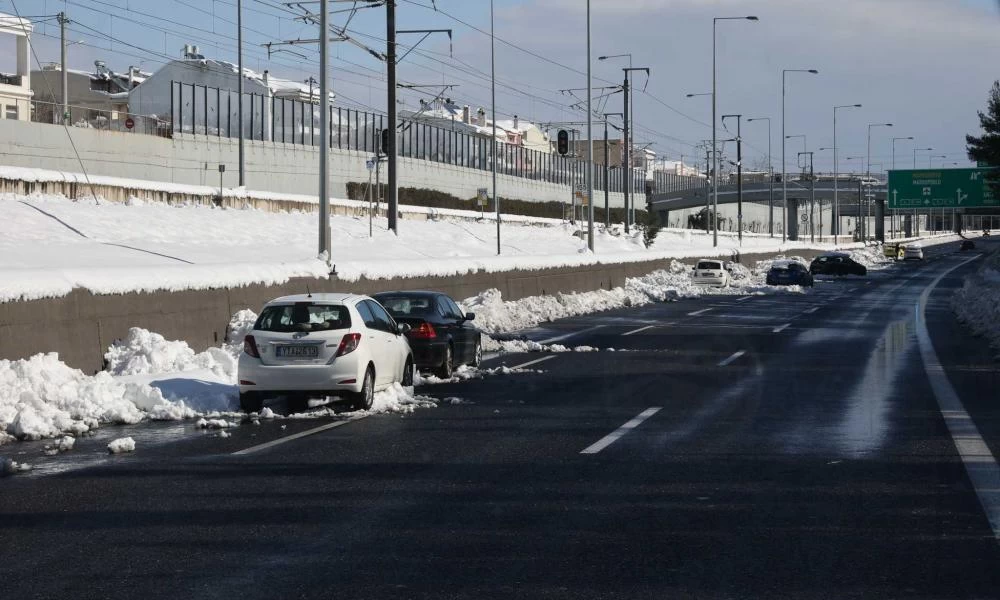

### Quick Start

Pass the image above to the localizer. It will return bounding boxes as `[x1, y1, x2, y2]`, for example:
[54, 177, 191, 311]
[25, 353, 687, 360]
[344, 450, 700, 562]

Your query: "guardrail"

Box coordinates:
[31, 100, 171, 138]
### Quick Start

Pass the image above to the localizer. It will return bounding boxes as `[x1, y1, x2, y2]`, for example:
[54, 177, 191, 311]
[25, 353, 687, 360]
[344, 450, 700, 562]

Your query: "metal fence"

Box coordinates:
[31, 100, 171, 137]
[169, 81, 705, 196]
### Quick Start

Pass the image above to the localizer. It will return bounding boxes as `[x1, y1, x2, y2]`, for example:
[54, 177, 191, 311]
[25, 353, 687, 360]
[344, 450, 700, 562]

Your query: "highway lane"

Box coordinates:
[2, 236, 999, 599]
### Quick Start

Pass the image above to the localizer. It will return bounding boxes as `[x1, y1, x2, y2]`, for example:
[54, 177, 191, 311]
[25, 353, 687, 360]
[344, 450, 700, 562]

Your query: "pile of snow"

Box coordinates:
[414, 364, 546, 385]
[849, 244, 894, 269]
[105, 327, 236, 379]
[0, 353, 198, 441]
[196, 418, 239, 429]
[2, 458, 32, 474]
[107, 437, 136, 454]
[465, 258, 792, 338]
[43, 435, 75, 456]
[953, 250, 1000, 357]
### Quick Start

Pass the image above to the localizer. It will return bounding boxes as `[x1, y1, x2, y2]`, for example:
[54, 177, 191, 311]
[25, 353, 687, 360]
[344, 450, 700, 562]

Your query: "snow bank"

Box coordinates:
[465, 258, 792, 338]
[953, 250, 1000, 357]
[107, 437, 136, 454]
[0, 353, 198, 441]
[105, 328, 237, 379]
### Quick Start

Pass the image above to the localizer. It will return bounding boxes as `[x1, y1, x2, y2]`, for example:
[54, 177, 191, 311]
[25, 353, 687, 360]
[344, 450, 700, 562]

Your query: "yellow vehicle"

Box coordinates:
[883, 243, 900, 259]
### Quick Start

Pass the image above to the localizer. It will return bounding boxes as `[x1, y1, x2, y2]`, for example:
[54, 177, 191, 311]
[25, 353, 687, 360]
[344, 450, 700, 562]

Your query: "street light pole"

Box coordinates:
[490, 0, 499, 254]
[782, 68, 818, 243]
[237, 0, 245, 187]
[723, 114, 743, 243]
[713, 16, 758, 247]
[833, 104, 861, 240]
[748, 117, 772, 237]
[586, 0, 594, 252]
[317, 0, 330, 259]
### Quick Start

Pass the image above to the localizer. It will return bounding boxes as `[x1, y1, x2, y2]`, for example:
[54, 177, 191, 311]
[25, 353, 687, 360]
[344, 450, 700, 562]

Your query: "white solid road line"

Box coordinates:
[736, 295, 754, 302]
[508, 355, 557, 370]
[847, 287, 859, 293]
[580, 407, 662, 455]
[772, 323, 791, 333]
[803, 306, 820, 314]
[622, 324, 657, 336]
[717, 350, 746, 367]
[915, 254, 1000, 540]
[687, 308, 713, 316]
[232, 416, 367, 456]
[537, 325, 605, 345]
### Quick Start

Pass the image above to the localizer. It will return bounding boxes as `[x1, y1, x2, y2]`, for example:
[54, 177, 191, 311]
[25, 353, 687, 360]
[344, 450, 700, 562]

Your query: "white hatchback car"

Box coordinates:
[237, 293, 414, 413]
[692, 259, 731, 287]
[903, 244, 924, 260]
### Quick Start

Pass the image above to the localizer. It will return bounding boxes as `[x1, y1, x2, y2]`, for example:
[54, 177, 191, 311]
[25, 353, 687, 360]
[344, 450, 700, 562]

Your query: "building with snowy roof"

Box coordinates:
[31, 61, 148, 125]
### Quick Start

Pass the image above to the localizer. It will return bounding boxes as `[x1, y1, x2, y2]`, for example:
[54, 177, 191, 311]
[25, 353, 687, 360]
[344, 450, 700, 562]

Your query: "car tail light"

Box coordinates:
[243, 335, 260, 358]
[239, 380, 256, 386]
[335, 333, 362, 357]
[409, 322, 437, 339]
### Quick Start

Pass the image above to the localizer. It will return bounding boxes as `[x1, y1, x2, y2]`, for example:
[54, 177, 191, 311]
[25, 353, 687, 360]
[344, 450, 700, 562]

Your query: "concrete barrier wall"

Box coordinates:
[0, 120, 627, 208]
[0, 249, 829, 374]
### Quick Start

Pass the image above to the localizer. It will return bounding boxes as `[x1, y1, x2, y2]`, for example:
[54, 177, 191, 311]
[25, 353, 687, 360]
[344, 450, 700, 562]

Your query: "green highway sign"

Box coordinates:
[887, 168, 997, 209]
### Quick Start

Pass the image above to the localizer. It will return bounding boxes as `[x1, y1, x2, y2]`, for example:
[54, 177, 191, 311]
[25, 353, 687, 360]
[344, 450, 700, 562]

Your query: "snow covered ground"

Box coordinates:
[953, 248, 1000, 358]
[0, 191, 851, 302]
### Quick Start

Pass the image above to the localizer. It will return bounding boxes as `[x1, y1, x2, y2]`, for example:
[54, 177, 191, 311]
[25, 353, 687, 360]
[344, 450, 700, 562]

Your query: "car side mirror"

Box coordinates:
[397, 322, 411, 335]
[464, 312, 476, 321]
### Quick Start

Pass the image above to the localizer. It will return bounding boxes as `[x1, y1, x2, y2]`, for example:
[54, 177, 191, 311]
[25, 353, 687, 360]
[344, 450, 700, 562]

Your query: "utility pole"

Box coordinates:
[622, 74, 630, 233]
[586, 0, 594, 252]
[237, 0, 245, 187]
[703, 144, 711, 233]
[603, 115, 609, 227]
[386, 0, 398, 234]
[317, 0, 330, 258]
[490, 0, 499, 254]
[723, 114, 743, 244]
[59, 12, 68, 124]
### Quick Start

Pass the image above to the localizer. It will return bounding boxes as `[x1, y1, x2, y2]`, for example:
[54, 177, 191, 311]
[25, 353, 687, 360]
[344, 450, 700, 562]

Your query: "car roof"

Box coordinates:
[371, 290, 444, 298]
[816, 252, 850, 258]
[696, 258, 723, 263]
[265, 293, 364, 306]
[770, 259, 800, 268]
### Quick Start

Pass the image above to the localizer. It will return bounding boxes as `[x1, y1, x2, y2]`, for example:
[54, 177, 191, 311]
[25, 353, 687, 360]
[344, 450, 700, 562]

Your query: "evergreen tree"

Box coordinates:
[966, 80, 1000, 195]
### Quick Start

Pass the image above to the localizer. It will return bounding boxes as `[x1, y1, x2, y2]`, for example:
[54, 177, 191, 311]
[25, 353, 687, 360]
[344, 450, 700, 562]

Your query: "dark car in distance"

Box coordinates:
[766, 260, 814, 287]
[372, 291, 482, 378]
[960, 239, 976, 251]
[809, 252, 867, 277]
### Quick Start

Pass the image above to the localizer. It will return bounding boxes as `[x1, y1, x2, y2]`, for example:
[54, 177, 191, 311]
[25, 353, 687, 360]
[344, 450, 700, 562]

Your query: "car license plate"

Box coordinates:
[277, 345, 319, 358]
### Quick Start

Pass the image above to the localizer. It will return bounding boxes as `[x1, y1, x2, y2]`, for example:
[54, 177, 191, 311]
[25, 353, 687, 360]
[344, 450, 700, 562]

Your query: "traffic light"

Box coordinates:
[380, 128, 390, 155]
[557, 129, 569, 155]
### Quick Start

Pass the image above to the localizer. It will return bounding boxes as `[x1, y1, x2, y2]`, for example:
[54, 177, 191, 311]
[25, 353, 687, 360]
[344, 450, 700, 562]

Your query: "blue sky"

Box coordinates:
[4, 0, 1000, 172]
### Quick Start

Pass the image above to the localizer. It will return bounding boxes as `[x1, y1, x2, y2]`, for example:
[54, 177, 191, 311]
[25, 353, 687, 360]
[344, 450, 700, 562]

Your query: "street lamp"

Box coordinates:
[686, 92, 711, 98]
[930, 154, 947, 168]
[786, 134, 806, 155]
[782, 68, 819, 243]
[599, 53, 633, 229]
[866, 123, 892, 177]
[712, 15, 759, 246]
[833, 104, 862, 238]
[913, 147, 934, 168]
[747, 117, 773, 237]
[891, 136, 913, 170]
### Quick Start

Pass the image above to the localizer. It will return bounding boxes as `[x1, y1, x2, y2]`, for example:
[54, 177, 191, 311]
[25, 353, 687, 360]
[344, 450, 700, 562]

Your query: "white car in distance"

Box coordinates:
[692, 259, 731, 288]
[237, 293, 414, 413]
[903, 244, 924, 260]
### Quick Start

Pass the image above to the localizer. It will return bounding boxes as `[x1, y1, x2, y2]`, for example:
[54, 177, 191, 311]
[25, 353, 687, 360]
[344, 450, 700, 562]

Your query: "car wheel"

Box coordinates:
[239, 391, 263, 413]
[435, 343, 454, 379]
[401, 357, 414, 387]
[471, 337, 483, 368]
[351, 366, 375, 411]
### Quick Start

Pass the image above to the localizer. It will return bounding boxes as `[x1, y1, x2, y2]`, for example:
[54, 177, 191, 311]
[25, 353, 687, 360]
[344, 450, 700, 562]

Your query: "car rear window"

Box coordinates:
[376, 295, 435, 317]
[697, 261, 723, 270]
[255, 303, 351, 332]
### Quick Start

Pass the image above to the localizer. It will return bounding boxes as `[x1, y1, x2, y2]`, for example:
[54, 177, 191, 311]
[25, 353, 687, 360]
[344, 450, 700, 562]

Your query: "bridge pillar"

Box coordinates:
[787, 198, 799, 241]
[903, 213, 913, 237]
[875, 199, 885, 243]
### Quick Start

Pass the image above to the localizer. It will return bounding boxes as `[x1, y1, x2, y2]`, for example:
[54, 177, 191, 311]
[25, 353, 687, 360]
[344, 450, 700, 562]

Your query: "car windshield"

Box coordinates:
[376, 295, 436, 317]
[697, 261, 722, 270]
[255, 303, 351, 332]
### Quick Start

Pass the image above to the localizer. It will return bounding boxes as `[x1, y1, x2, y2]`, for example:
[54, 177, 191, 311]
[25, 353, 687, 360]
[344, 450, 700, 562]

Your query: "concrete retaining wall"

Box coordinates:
[0, 120, 627, 208]
[0, 249, 830, 374]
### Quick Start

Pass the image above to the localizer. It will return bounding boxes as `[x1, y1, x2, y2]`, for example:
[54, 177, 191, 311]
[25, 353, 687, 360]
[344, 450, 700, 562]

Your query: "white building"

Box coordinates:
[0, 13, 32, 122]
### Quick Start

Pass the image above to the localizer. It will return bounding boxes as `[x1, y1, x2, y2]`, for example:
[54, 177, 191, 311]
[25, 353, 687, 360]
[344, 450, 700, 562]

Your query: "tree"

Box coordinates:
[641, 210, 661, 248]
[966, 80, 1000, 195]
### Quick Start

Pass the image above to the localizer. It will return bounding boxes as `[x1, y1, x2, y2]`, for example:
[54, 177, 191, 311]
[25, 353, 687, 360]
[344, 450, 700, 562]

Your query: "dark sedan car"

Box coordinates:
[809, 252, 867, 277]
[373, 291, 482, 378]
[766, 260, 814, 287]
[960, 239, 976, 251]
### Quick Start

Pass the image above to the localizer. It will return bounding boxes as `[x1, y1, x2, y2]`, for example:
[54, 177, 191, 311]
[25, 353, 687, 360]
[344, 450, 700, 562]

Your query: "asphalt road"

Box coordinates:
[3, 236, 999, 599]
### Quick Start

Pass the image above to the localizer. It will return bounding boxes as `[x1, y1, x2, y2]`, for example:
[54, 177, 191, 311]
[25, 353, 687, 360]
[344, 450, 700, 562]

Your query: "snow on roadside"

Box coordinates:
[105, 328, 237, 379]
[953, 249, 1000, 357]
[466, 258, 799, 343]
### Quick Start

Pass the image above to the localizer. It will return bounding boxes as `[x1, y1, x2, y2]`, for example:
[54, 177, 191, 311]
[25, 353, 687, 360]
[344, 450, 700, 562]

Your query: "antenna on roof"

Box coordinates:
[306, 285, 312, 298]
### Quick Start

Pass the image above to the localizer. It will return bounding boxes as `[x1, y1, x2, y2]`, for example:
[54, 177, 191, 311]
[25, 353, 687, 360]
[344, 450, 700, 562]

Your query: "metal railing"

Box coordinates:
[31, 99, 171, 137]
